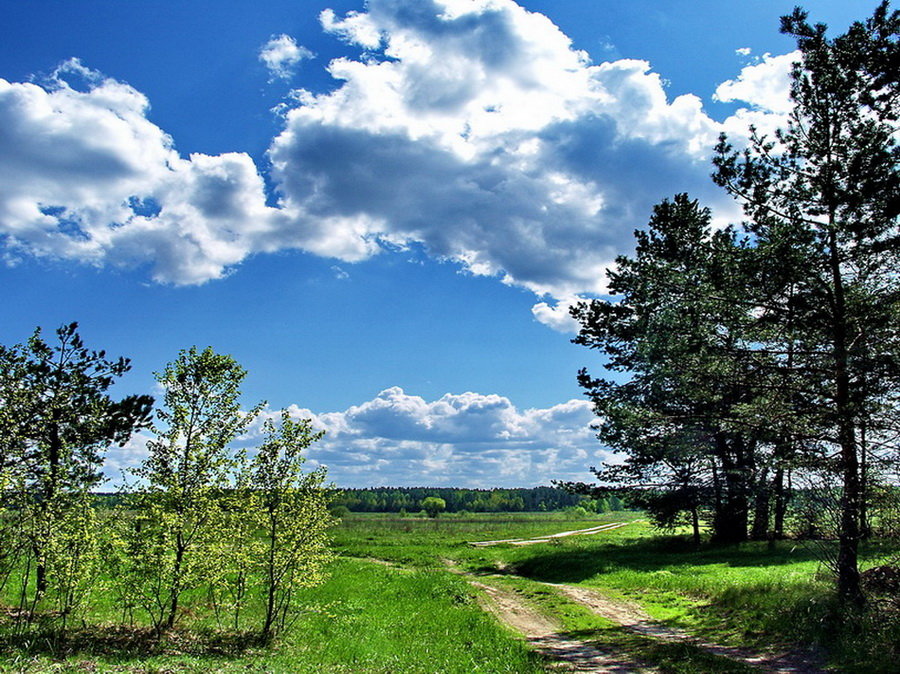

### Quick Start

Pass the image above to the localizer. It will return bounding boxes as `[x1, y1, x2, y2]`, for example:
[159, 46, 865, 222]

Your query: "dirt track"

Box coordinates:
[470, 579, 650, 672]
[468, 521, 636, 547]
[470, 575, 827, 674]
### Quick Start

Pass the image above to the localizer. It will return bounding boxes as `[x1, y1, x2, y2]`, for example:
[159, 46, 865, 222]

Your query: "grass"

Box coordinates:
[332, 510, 643, 567]
[440, 519, 899, 672]
[1, 511, 897, 672]
[0, 557, 544, 673]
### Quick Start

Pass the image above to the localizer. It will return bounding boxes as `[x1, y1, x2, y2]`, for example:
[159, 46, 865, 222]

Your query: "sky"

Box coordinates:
[0, 0, 882, 488]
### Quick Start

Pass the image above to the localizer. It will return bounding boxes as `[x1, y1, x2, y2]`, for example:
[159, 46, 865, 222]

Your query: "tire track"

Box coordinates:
[470, 579, 653, 673]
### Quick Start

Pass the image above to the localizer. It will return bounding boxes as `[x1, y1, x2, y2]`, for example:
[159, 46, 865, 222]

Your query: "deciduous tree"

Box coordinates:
[250, 410, 332, 640]
[128, 346, 262, 631]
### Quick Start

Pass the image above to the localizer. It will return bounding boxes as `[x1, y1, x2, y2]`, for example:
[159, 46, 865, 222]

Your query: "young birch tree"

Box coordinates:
[129, 346, 262, 632]
[251, 411, 333, 641]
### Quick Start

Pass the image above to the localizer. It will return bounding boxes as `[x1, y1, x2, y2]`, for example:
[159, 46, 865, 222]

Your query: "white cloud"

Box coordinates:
[251, 387, 607, 487]
[531, 296, 582, 333]
[715, 50, 797, 116]
[109, 387, 607, 489]
[259, 34, 314, 80]
[269, 0, 737, 299]
[102, 429, 152, 485]
[0, 59, 279, 284]
[0, 2, 794, 310]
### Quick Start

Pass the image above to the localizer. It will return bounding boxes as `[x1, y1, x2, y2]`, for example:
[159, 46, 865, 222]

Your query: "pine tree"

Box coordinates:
[713, 2, 900, 603]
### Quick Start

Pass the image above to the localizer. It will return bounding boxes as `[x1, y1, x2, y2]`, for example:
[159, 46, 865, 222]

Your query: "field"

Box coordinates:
[1, 511, 898, 672]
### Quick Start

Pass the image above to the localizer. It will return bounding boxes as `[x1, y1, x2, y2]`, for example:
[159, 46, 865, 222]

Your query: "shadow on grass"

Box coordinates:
[0, 623, 264, 662]
[505, 536, 828, 584]
[553, 626, 758, 674]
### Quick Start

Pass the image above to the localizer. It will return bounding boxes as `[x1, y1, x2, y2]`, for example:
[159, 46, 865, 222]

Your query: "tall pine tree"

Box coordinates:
[713, 1, 900, 603]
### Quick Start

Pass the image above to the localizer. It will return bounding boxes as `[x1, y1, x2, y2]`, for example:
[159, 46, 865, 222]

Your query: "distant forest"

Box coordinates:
[332, 486, 626, 513]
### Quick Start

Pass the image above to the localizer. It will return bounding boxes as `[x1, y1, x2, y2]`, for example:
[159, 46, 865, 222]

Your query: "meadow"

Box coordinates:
[0, 510, 897, 672]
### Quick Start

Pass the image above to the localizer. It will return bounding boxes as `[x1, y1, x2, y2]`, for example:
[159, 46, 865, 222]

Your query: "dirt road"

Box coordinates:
[468, 521, 636, 547]
[470, 575, 827, 673]
[470, 579, 651, 672]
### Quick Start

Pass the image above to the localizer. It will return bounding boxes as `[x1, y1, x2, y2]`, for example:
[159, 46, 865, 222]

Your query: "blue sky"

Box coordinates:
[0, 0, 880, 488]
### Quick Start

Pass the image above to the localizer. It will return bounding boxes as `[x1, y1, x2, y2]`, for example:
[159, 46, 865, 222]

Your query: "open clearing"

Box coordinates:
[334, 511, 848, 672]
[2, 511, 891, 672]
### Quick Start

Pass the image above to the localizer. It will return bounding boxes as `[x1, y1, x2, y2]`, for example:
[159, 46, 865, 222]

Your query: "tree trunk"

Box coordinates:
[828, 228, 864, 606]
[751, 466, 770, 541]
[712, 435, 749, 544]
[690, 503, 701, 546]
[261, 514, 279, 640]
[164, 539, 186, 631]
[773, 465, 788, 540]
[36, 422, 63, 598]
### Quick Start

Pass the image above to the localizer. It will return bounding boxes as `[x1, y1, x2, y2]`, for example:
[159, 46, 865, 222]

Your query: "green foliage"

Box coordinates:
[250, 410, 334, 639]
[333, 485, 585, 513]
[124, 346, 263, 632]
[0, 323, 152, 624]
[421, 496, 446, 518]
[712, 0, 900, 601]
[102, 348, 335, 641]
[329, 504, 351, 518]
[571, 3, 900, 595]
[570, 195, 756, 544]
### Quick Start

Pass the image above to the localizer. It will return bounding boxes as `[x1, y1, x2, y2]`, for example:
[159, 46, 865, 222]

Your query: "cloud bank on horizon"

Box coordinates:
[107, 386, 608, 488]
[0, 0, 795, 331]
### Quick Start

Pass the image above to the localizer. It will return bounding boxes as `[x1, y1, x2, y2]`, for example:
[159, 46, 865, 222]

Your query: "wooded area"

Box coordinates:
[0, 330, 333, 638]
[332, 486, 626, 514]
[566, 2, 900, 605]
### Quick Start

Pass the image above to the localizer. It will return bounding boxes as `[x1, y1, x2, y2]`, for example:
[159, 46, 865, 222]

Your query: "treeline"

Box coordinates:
[565, 2, 900, 606]
[333, 486, 627, 513]
[0, 326, 332, 640]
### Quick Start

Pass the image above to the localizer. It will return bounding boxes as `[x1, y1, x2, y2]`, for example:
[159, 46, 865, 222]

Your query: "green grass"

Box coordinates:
[332, 510, 642, 566]
[2, 511, 897, 672]
[442, 519, 899, 672]
[475, 574, 758, 673]
[0, 558, 544, 673]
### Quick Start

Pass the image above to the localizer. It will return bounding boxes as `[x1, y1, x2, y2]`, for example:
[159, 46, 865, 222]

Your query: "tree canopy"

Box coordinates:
[570, 1, 900, 603]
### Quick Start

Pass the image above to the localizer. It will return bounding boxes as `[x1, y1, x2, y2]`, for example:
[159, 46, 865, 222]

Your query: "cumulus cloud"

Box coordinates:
[531, 296, 582, 333]
[242, 387, 608, 487]
[102, 429, 152, 485]
[269, 0, 739, 301]
[0, 2, 794, 317]
[0, 59, 279, 284]
[714, 50, 796, 114]
[106, 387, 607, 488]
[715, 50, 797, 142]
[259, 34, 314, 80]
